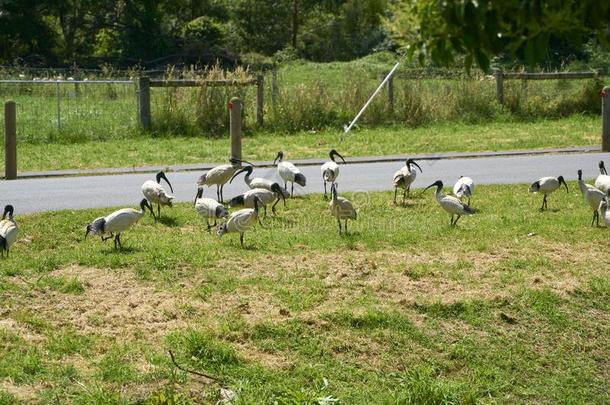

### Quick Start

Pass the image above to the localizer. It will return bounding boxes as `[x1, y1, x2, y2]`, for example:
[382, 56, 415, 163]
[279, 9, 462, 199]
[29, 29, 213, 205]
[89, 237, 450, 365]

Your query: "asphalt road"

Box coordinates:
[2, 151, 609, 214]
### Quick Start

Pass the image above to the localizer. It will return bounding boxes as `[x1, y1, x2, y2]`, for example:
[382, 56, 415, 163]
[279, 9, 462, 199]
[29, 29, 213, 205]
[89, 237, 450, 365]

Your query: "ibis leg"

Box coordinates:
[393, 187, 398, 204]
[402, 189, 406, 205]
[216, 185, 220, 201]
[206, 219, 212, 232]
[291, 182, 294, 197]
[337, 218, 342, 234]
[344, 219, 348, 235]
[157, 204, 161, 219]
[272, 197, 280, 214]
[450, 215, 455, 226]
[240, 233, 244, 248]
[220, 184, 225, 203]
[407, 185, 411, 197]
[541, 195, 547, 211]
[264, 205, 268, 217]
[324, 180, 327, 199]
[592, 211, 599, 227]
[454, 215, 461, 226]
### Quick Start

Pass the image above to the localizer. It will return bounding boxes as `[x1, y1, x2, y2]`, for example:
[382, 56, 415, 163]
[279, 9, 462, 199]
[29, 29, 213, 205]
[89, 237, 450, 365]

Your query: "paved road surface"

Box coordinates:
[2, 151, 609, 214]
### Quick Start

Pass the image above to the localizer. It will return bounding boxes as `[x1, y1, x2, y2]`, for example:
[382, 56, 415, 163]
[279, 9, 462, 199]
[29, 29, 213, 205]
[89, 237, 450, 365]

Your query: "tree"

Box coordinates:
[388, 0, 610, 71]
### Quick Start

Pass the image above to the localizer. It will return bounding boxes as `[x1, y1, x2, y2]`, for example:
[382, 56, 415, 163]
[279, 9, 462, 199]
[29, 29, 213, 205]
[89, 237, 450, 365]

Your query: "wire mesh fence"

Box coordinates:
[0, 80, 138, 143]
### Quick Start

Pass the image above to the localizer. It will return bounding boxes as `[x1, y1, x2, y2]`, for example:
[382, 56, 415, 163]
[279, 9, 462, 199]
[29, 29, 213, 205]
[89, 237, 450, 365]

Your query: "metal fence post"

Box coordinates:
[4, 101, 17, 179]
[271, 68, 278, 110]
[56, 81, 61, 130]
[495, 69, 504, 105]
[603, 86, 610, 152]
[138, 76, 151, 130]
[256, 75, 264, 127]
[229, 97, 242, 163]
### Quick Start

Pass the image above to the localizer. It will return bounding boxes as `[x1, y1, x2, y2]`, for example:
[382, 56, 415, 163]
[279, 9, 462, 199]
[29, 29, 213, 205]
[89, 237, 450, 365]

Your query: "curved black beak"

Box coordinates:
[157, 171, 174, 193]
[273, 151, 283, 165]
[411, 161, 422, 173]
[330, 150, 346, 163]
[600, 161, 607, 175]
[558, 176, 569, 193]
[230, 157, 254, 167]
[230, 166, 252, 184]
[194, 187, 203, 206]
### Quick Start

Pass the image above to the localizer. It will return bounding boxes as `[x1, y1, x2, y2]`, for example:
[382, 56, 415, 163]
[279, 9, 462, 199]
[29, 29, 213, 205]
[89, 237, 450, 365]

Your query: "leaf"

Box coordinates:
[474, 48, 490, 72]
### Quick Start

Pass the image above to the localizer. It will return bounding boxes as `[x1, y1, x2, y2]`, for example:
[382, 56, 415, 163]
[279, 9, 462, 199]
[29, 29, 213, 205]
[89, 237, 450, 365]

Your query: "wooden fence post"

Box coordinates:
[603, 86, 610, 152]
[256, 75, 264, 127]
[495, 69, 504, 105]
[229, 97, 242, 163]
[138, 76, 151, 130]
[4, 101, 17, 180]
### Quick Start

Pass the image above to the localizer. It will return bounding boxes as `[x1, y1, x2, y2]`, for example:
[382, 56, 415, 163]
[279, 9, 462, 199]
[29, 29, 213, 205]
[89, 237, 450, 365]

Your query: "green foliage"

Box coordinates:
[388, 0, 610, 71]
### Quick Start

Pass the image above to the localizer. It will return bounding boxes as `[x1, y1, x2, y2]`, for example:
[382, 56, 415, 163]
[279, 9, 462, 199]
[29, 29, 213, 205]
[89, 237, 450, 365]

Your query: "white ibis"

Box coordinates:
[230, 165, 290, 198]
[217, 196, 262, 248]
[274, 151, 306, 197]
[598, 195, 610, 228]
[228, 184, 286, 216]
[453, 176, 474, 205]
[529, 176, 569, 211]
[329, 183, 357, 235]
[321, 149, 346, 198]
[393, 158, 422, 204]
[197, 157, 252, 202]
[194, 187, 229, 231]
[577, 169, 605, 226]
[0, 205, 18, 258]
[85, 199, 154, 249]
[423, 180, 474, 226]
[141, 171, 174, 220]
[595, 161, 610, 193]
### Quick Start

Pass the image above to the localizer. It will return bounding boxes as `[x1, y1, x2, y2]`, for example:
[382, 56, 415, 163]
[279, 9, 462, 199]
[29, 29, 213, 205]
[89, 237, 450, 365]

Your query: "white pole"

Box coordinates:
[343, 60, 401, 134]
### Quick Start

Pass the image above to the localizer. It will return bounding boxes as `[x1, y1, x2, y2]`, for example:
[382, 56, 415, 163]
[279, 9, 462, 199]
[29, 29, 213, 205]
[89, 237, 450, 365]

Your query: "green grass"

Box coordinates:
[0, 115, 600, 172]
[0, 182, 609, 402]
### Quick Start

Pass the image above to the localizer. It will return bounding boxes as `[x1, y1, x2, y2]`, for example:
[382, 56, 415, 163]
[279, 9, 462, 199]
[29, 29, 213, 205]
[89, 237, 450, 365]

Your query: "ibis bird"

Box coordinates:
[595, 161, 610, 193]
[577, 169, 605, 226]
[393, 158, 422, 205]
[0, 205, 18, 257]
[329, 183, 357, 235]
[321, 149, 346, 199]
[141, 171, 174, 220]
[424, 180, 474, 226]
[197, 157, 252, 202]
[217, 196, 262, 248]
[85, 199, 154, 249]
[194, 187, 229, 231]
[453, 176, 474, 205]
[528, 176, 569, 211]
[230, 165, 290, 199]
[598, 195, 610, 228]
[228, 183, 286, 216]
[274, 151, 306, 197]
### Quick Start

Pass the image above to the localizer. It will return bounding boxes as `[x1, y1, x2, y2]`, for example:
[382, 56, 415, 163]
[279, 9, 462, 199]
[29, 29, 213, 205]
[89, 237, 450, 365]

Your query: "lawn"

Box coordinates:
[0, 182, 608, 403]
[1, 115, 601, 173]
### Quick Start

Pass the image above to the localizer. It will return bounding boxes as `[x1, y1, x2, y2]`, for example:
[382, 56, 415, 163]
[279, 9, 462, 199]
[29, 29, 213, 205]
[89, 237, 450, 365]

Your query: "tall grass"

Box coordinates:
[0, 62, 604, 143]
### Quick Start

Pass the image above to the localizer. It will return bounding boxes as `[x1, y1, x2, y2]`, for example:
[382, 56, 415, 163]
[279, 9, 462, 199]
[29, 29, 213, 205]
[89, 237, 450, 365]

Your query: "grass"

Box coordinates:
[0, 182, 609, 402]
[0, 115, 600, 172]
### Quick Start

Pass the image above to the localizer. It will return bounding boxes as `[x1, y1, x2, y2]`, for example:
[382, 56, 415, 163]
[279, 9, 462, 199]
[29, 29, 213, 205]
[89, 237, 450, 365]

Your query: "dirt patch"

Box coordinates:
[0, 380, 43, 403]
[23, 265, 203, 342]
[0, 318, 46, 344]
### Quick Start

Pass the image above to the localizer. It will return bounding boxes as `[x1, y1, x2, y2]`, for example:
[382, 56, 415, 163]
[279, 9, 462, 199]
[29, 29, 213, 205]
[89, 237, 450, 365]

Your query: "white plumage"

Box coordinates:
[393, 158, 422, 204]
[424, 180, 474, 226]
[0, 205, 18, 257]
[141, 171, 174, 219]
[228, 184, 286, 215]
[85, 199, 153, 249]
[274, 151, 306, 197]
[321, 149, 346, 198]
[595, 161, 610, 193]
[529, 175, 569, 210]
[577, 169, 605, 226]
[230, 165, 290, 198]
[194, 187, 229, 231]
[197, 158, 252, 202]
[329, 183, 357, 234]
[217, 196, 262, 248]
[453, 176, 474, 205]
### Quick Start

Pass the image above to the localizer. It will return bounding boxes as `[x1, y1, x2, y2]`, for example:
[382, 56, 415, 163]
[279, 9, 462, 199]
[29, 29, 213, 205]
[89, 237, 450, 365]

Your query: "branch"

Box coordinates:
[168, 350, 223, 383]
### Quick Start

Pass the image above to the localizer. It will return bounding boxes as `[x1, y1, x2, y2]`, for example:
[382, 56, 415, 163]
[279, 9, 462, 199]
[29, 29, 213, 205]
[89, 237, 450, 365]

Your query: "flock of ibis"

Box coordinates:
[2, 153, 610, 255]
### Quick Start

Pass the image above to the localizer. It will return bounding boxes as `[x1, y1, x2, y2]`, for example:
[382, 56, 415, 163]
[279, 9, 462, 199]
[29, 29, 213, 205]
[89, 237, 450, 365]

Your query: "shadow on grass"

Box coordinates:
[157, 216, 180, 227]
